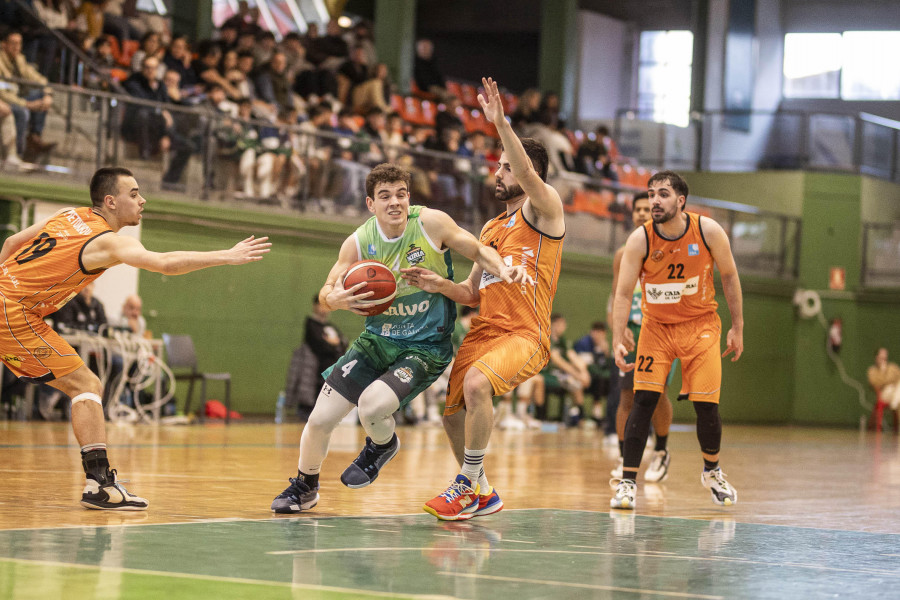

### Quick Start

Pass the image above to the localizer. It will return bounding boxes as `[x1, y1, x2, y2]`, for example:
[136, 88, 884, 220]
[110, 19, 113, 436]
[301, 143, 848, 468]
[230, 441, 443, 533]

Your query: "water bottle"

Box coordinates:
[275, 390, 286, 424]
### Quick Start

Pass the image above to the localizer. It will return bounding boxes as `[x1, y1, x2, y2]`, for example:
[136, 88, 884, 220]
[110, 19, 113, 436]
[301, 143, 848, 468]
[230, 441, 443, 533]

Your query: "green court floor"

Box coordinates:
[2, 510, 899, 599]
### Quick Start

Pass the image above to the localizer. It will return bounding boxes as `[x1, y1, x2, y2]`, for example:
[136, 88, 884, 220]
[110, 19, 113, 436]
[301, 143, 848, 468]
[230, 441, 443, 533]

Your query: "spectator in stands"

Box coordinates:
[115, 294, 146, 336]
[413, 38, 445, 98]
[255, 51, 300, 114]
[231, 50, 258, 102]
[510, 88, 541, 131]
[0, 99, 26, 171]
[361, 106, 387, 145]
[28, 0, 78, 77]
[336, 45, 387, 113]
[215, 24, 239, 53]
[253, 30, 278, 67]
[0, 31, 56, 162]
[289, 36, 337, 101]
[84, 36, 115, 91]
[307, 20, 348, 72]
[234, 30, 256, 55]
[541, 314, 591, 426]
[122, 57, 193, 186]
[538, 91, 561, 130]
[296, 102, 334, 206]
[102, 0, 141, 42]
[75, 0, 107, 50]
[575, 127, 617, 180]
[281, 32, 311, 81]
[191, 40, 240, 98]
[351, 21, 377, 67]
[574, 321, 613, 426]
[163, 34, 197, 90]
[222, 1, 262, 37]
[435, 94, 464, 137]
[54, 283, 108, 334]
[130, 31, 165, 77]
[373, 62, 393, 106]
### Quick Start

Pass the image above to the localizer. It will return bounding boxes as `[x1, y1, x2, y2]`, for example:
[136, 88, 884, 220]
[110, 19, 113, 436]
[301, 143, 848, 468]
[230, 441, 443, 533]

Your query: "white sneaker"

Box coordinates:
[644, 449, 671, 483]
[609, 478, 636, 510]
[602, 433, 618, 447]
[499, 415, 526, 430]
[700, 467, 737, 506]
[610, 457, 624, 479]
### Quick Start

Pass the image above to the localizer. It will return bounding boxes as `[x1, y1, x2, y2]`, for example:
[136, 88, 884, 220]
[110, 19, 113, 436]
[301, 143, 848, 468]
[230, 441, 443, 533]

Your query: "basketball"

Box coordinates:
[343, 260, 397, 316]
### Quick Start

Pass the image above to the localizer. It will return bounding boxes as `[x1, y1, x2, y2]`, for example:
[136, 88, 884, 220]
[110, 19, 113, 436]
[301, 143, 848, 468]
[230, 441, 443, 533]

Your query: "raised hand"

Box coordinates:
[477, 77, 505, 125]
[228, 235, 271, 264]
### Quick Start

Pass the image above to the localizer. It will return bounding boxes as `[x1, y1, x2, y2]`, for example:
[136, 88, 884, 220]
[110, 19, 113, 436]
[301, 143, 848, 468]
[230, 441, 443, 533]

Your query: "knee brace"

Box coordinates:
[693, 401, 722, 455]
[623, 390, 661, 469]
[72, 393, 102, 406]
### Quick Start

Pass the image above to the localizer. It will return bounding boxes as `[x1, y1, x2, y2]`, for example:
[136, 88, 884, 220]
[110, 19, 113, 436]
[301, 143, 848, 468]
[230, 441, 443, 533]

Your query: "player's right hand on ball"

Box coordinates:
[327, 271, 373, 314]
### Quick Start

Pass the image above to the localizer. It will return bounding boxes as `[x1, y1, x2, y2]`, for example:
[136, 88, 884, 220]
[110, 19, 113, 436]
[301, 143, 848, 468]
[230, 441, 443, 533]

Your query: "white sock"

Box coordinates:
[478, 467, 490, 495]
[460, 448, 485, 487]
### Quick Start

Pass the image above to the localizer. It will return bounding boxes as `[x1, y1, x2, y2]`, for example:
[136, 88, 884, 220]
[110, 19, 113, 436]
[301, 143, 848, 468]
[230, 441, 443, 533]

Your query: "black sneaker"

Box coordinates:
[340, 434, 400, 489]
[271, 477, 320, 514]
[80, 469, 149, 511]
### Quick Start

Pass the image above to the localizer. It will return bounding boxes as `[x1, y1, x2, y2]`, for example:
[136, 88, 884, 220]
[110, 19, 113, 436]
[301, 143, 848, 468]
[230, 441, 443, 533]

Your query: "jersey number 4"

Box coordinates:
[15, 233, 56, 265]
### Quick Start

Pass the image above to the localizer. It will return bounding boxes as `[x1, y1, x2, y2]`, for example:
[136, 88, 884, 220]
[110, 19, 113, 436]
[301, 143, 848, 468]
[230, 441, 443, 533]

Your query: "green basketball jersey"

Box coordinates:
[354, 205, 455, 344]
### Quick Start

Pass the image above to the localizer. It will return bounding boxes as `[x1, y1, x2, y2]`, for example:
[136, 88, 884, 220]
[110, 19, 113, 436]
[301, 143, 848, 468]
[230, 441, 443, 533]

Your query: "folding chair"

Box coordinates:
[162, 334, 233, 423]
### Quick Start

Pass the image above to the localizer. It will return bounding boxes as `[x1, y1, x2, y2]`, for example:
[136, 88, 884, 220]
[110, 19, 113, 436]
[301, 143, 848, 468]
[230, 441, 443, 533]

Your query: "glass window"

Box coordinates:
[782, 33, 841, 99]
[842, 32, 900, 100]
[638, 30, 693, 127]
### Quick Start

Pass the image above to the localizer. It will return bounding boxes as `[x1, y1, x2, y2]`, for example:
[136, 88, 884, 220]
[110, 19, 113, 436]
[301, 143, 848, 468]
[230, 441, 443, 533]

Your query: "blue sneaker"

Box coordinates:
[471, 486, 503, 517]
[340, 434, 400, 489]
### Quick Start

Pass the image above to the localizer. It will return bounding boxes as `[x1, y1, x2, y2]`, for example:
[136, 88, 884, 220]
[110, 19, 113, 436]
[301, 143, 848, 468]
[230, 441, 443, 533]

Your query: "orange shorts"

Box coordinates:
[0, 295, 83, 382]
[633, 312, 722, 403]
[445, 322, 548, 416]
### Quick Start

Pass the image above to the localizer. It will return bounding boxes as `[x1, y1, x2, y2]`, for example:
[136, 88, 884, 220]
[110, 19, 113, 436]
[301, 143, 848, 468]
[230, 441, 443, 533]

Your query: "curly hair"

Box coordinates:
[365, 163, 411, 198]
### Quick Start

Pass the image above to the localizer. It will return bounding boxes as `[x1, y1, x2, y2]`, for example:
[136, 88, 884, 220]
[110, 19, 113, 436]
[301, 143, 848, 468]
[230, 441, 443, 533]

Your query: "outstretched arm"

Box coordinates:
[401, 262, 483, 307]
[81, 233, 271, 275]
[479, 77, 563, 224]
[419, 207, 533, 286]
[702, 217, 744, 362]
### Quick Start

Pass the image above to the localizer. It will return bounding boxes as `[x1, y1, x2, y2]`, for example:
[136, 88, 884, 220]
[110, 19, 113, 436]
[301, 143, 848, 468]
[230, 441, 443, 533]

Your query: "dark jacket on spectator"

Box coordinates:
[414, 56, 444, 91]
[163, 52, 197, 88]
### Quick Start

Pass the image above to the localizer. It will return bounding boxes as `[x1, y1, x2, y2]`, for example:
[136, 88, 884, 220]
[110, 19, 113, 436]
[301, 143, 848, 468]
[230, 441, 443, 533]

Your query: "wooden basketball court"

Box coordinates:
[2, 422, 899, 598]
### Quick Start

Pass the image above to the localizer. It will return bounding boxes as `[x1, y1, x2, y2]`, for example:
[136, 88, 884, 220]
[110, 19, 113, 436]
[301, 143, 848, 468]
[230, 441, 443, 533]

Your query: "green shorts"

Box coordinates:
[323, 331, 453, 408]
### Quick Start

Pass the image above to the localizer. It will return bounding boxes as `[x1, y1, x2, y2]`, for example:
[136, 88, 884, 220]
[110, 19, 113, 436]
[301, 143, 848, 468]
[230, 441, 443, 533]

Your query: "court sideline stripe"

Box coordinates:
[0, 557, 450, 600]
[435, 571, 723, 599]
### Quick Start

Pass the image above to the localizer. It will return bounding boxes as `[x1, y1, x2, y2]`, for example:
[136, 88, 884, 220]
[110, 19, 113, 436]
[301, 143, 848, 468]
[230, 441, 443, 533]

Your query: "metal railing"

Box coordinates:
[615, 109, 900, 182]
[0, 78, 801, 278]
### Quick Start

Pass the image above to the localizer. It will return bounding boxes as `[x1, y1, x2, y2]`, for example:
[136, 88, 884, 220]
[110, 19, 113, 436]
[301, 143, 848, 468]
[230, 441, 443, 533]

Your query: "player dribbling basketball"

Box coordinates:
[271, 163, 531, 514]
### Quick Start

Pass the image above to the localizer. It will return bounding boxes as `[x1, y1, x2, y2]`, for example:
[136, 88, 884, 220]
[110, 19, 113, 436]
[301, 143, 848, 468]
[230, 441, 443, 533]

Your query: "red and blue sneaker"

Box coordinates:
[471, 486, 503, 518]
[423, 474, 480, 521]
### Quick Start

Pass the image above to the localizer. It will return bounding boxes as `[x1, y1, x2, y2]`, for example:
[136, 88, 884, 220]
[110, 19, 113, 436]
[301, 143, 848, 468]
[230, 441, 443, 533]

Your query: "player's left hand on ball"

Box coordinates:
[230, 235, 271, 263]
[500, 265, 534, 286]
[722, 328, 743, 362]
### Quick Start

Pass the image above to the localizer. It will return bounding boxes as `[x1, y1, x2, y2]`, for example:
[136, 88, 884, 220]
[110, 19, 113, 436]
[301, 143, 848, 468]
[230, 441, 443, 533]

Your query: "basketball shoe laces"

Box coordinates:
[709, 469, 729, 489]
[440, 479, 475, 502]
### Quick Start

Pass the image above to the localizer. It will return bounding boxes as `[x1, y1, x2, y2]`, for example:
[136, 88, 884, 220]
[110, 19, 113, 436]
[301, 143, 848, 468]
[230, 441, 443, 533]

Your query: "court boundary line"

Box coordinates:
[2, 507, 900, 537]
[0, 557, 453, 600]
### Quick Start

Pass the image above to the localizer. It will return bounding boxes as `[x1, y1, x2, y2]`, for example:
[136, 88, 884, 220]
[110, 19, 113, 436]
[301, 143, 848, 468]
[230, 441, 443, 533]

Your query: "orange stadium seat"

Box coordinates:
[460, 83, 479, 108]
[390, 94, 404, 114]
[109, 68, 129, 82]
[106, 35, 121, 64]
[419, 99, 437, 126]
[410, 79, 438, 100]
[119, 40, 140, 67]
[446, 80, 463, 100]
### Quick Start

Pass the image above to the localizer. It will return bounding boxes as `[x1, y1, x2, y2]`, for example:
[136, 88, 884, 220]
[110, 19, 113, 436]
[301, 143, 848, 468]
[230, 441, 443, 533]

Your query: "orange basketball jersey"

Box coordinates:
[640, 212, 717, 324]
[475, 208, 564, 348]
[0, 207, 112, 316]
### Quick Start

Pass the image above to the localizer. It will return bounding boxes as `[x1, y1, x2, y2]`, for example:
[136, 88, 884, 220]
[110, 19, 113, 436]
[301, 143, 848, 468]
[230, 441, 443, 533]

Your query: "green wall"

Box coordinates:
[1, 171, 898, 424]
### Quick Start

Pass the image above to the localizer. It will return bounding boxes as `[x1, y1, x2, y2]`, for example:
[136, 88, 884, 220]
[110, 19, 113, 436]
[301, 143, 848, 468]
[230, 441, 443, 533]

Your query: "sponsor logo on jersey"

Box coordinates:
[1, 354, 22, 367]
[522, 246, 534, 258]
[381, 323, 393, 336]
[31, 347, 52, 359]
[479, 256, 514, 290]
[688, 243, 699, 256]
[405, 243, 425, 265]
[367, 243, 377, 256]
[394, 367, 413, 384]
[384, 299, 430, 317]
[644, 282, 691, 304]
[651, 250, 665, 262]
[505, 213, 517, 228]
[683, 276, 699, 295]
